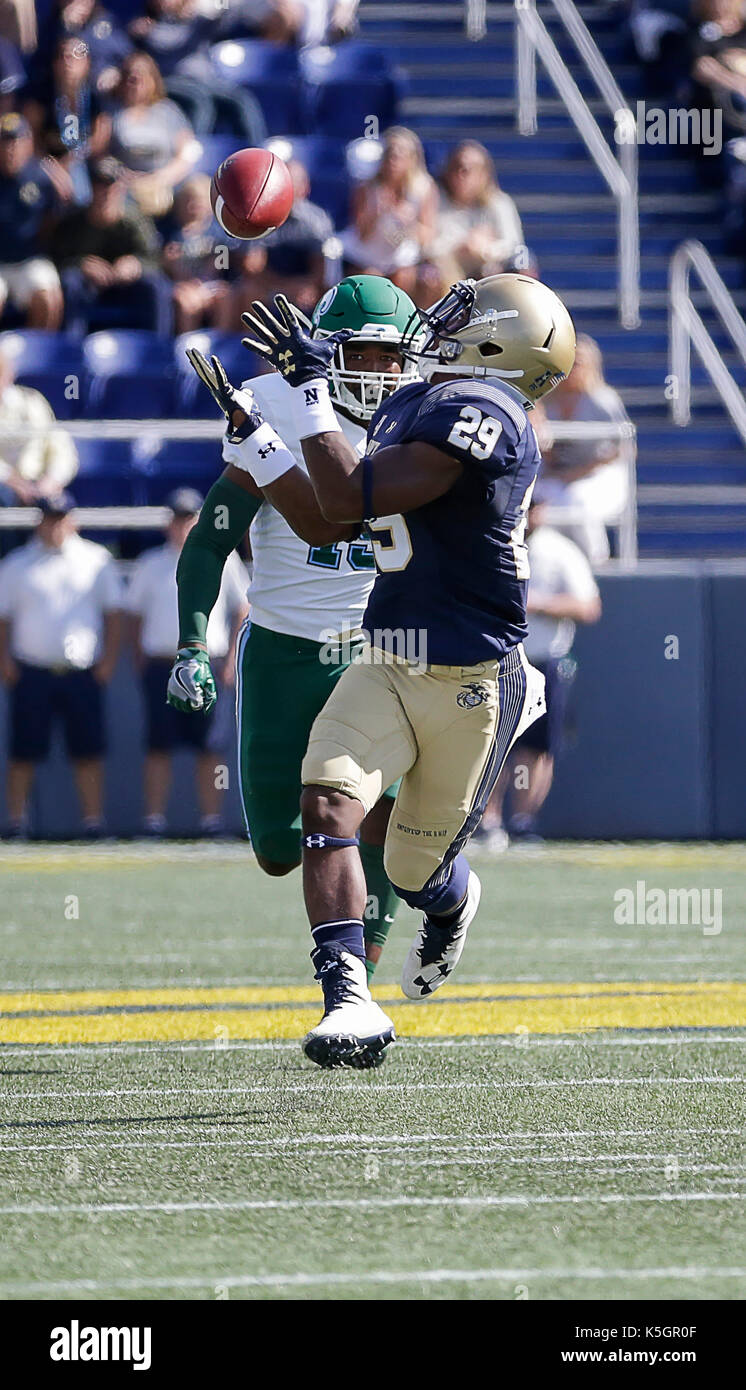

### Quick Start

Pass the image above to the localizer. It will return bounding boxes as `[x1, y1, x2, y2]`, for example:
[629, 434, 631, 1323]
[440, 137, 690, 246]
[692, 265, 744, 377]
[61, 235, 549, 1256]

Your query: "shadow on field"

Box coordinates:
[0, 1109, 273, 1131]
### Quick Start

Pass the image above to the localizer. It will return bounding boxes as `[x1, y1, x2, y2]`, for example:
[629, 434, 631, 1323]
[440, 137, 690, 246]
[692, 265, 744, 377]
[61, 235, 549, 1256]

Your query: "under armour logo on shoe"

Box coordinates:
[304, 388, 319, 404]
[257, 442, 276, 459]
[278, 350, 295, 375]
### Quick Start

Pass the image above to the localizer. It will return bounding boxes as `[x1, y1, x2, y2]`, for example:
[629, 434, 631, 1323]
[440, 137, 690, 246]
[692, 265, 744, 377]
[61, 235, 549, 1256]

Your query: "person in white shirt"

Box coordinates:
[0, 345, 78, 508]
[430, 141, 525, 295]
[127, 487, 249, 836]
[541, 334, 633, 564]
[477, 501, 601, 848]
[0, 492, 122, 837]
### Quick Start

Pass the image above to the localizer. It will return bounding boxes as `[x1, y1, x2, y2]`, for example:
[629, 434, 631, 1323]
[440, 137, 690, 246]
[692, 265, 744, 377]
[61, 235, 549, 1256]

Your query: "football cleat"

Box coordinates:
[303, 949, 396, 1070]
[401, 870, 482, 1000]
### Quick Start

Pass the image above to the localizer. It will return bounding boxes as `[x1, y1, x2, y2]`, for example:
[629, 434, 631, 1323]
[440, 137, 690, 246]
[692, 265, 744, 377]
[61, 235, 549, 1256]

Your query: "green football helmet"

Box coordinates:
[311, 274, 422, 423]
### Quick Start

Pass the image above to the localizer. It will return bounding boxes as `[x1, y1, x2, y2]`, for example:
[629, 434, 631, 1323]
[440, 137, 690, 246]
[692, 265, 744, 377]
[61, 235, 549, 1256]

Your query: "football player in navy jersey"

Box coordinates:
[240, 274, 576, 1069]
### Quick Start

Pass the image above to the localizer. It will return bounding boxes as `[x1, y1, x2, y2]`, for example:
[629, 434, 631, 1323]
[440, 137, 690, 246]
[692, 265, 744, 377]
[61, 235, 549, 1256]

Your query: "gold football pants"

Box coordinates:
[302, 643, 546, 892]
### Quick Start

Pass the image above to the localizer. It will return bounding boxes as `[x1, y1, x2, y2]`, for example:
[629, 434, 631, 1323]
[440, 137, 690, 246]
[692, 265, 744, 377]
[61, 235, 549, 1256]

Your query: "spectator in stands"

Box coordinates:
[108, 51, 200, 217]
[163, 173, 231, 332]
[223, 241, 269, 330]
[38, 0, 132, 95]
[207, 0, 304, 43]
[128, 0, 266, 143]
[0, 490, 122, 839]
[297, 0, 359, 45]
[24, 38, 110, 203]
[259, 157, 333, 313]
[0, 34, 26, 114]
[430, 141, 525, 295]
[539, 334, 633, 565]
[54, 155, 172, 334]
[0, 0, 36, 54]
[629, 0, 692, 99]
[477, 499, 602, 848]
[0, 113, 64, 329]
[0, 344, 78, 506]
[340, 126, 438, 298]
[128, 0, 217, 73]
[686, 0, 746, 179]
[127, 487, 249, 837]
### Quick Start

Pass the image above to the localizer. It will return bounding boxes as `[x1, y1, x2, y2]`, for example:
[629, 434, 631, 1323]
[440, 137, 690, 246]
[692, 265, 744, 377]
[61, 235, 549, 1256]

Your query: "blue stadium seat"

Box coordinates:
[83, 332, 175, 418]
[0, 331, 86, 420]
[209, 41, 306, 134]
[100, 0, 143, 21]
[71, 439, 136, 507]
[265, 136, 351, 225]
[300, 43, 391, 82]
[135, 439, 225, 505]
[194, 135, 242, 177]
[173, 333, 267, 417]
[307, 75, 399, 140]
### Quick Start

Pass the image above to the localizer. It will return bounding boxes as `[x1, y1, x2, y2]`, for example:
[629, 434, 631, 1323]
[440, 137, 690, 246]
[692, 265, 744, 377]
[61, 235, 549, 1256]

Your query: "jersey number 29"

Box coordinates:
[447, 405, 503, 459]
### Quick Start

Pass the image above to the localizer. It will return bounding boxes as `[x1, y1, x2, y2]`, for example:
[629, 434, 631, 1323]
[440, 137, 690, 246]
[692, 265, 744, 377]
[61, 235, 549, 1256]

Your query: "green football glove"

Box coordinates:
[166, 647, 217, 714]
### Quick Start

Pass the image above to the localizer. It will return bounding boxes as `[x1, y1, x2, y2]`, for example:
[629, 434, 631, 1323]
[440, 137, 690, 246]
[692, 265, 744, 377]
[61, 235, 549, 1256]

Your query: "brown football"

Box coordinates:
[210, 147, 294, 240]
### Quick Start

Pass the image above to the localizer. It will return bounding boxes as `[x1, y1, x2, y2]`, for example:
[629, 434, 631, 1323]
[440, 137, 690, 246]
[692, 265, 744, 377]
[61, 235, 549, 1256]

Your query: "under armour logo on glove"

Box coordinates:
[241, 294, 354, 386]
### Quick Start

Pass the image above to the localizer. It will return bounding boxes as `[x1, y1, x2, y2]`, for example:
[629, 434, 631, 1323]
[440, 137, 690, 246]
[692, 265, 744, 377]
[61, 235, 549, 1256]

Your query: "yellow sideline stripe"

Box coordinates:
[0, 979, 732, 1015]
[0, 981, 744, 1043]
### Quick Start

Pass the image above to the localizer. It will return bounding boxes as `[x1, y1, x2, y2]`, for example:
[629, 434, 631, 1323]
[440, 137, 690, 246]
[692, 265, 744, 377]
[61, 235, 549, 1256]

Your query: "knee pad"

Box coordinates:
[391, 853, 469, 915]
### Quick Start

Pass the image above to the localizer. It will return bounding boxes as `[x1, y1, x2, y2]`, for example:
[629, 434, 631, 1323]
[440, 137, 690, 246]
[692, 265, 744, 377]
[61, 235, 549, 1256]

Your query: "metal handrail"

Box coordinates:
[1, 418, 635, 441]
[669, 239, 746, 445]
[515, 0, 640, 329]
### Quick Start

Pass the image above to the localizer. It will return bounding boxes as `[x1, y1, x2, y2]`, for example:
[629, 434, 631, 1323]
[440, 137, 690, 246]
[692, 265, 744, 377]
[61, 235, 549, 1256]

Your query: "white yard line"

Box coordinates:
[3, 1127, 742, 1156]
[2, 1266, 745, 1295]
[4, 1076, 744, 1102]
[1, 1191, 742, 1217]
[1, 1034, 745, 1060]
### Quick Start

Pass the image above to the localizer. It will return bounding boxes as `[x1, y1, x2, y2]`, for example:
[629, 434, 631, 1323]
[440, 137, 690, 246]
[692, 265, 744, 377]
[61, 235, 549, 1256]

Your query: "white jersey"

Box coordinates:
[242, 372, 377, 644]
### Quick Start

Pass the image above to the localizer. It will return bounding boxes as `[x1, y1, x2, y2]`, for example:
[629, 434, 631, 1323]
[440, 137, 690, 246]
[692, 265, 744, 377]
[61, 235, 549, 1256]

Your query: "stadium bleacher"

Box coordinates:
[2, 0, 745, 555]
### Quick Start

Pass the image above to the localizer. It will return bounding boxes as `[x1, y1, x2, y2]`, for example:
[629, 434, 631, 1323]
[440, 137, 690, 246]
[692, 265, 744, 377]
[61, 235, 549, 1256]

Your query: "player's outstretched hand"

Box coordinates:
[185, 348, 264, 441]
[241, 294, 353, 385]
[167, 647, 217, 714]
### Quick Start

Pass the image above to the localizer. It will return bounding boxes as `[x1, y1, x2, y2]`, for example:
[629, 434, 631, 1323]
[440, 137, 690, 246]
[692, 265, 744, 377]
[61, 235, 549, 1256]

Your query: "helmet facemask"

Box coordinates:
[319, 326, 421, 423]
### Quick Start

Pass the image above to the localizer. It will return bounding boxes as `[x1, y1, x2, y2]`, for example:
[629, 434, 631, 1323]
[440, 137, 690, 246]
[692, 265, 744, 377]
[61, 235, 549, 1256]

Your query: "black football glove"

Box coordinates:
[185, 347, 264, 443]
[241, 294, 353, 385]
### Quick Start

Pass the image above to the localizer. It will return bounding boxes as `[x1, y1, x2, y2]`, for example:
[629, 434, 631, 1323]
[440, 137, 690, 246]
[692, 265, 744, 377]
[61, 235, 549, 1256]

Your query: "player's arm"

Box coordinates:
[240, 294, 464, 521]
[168, 467, 259, 713]
[225, 428, 359, 545]
[299, 433, 462, 523]
[185, 347, 355, 543]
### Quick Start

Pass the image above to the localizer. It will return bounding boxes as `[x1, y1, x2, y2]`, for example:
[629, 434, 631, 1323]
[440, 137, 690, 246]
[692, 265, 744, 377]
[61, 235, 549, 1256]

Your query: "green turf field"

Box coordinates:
[1, 841, 744, 1301]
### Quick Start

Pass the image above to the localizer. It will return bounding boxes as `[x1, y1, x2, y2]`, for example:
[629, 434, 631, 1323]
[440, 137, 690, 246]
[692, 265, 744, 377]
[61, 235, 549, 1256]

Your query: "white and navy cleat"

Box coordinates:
[400, 870, 482, 1000]
[303, 950, 395, 1070]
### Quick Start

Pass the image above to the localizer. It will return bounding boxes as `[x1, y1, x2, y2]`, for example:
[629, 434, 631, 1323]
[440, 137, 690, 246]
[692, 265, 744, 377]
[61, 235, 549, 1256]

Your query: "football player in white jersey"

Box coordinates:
[167, 275, 421, 980]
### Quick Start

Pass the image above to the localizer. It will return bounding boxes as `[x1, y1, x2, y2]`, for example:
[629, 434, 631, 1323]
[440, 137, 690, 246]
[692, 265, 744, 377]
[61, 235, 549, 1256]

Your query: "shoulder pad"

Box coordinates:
[418, 378, 528, 437]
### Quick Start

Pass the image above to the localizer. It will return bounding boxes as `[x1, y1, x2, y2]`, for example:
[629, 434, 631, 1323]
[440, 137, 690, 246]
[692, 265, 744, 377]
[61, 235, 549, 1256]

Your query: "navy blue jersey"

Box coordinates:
[363, 378, 541, 664]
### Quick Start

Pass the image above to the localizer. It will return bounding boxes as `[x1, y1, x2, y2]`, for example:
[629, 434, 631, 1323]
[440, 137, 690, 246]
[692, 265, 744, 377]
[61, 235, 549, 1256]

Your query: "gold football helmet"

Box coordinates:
[408, 273, 576, 406]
